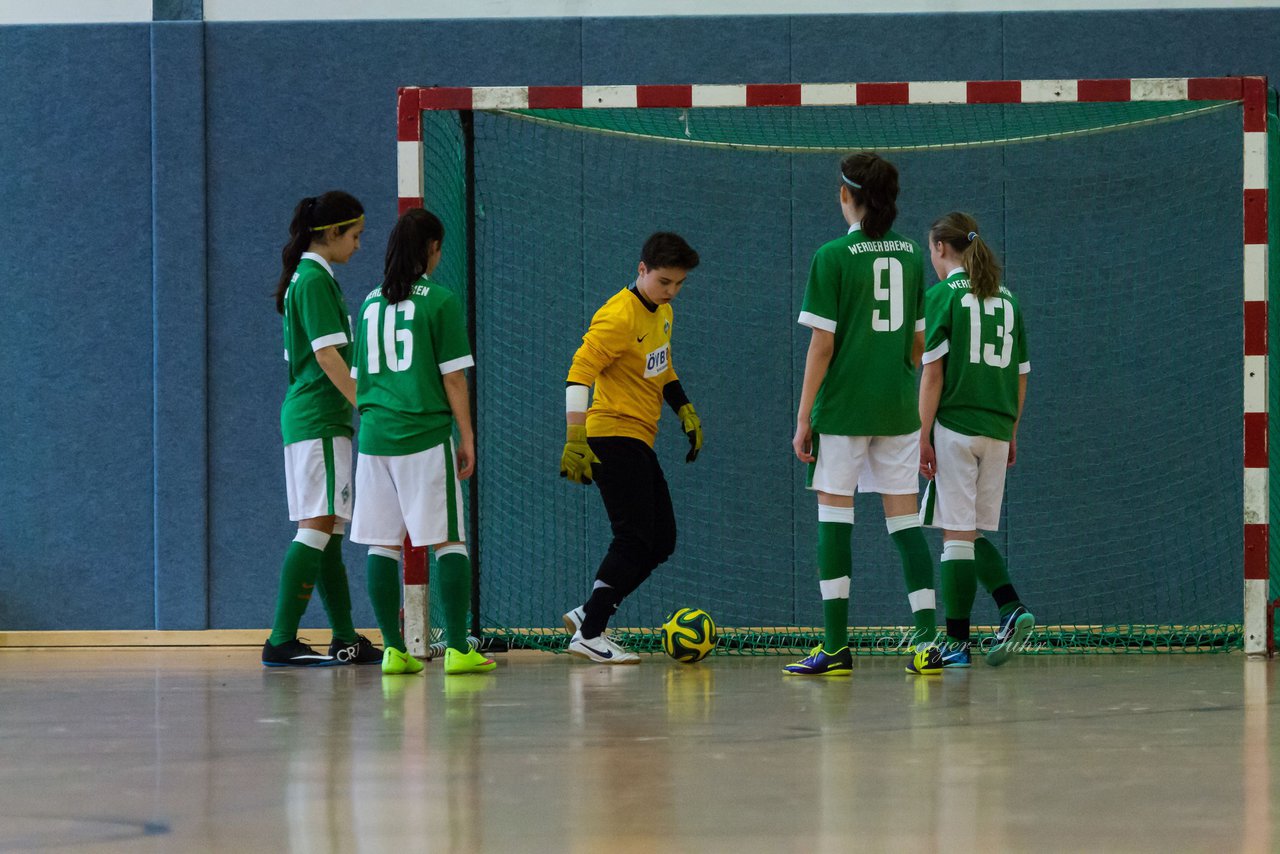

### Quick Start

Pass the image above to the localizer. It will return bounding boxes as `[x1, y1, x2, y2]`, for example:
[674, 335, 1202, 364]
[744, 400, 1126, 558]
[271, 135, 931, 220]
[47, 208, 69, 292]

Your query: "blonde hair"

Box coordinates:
[929, 211, 1001, 300]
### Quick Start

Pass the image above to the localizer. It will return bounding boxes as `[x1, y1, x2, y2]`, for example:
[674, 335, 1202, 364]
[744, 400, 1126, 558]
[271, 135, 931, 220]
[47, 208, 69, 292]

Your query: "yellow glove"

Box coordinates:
[678, 403, 702, 463]
[560, 424, 601, 485]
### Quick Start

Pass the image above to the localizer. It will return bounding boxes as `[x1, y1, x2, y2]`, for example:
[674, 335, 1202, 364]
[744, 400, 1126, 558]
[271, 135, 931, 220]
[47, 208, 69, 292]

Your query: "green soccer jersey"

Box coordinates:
[280, 253, 354, 445]
[798, 224, 925, 436]
[923, 269, 1030, 442]
[351, 275, 474, 456]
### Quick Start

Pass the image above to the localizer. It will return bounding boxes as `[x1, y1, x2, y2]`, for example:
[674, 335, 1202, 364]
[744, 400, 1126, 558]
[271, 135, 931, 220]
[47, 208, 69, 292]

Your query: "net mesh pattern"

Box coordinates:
[420, 99, 1250, 654]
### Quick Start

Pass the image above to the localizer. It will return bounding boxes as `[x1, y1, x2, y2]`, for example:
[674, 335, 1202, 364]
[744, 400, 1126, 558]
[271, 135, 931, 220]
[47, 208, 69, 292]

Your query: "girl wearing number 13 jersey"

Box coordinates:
[349, 208, 496, 676]
[913, 212, 1035, 673]
[785, 152, 937, 677]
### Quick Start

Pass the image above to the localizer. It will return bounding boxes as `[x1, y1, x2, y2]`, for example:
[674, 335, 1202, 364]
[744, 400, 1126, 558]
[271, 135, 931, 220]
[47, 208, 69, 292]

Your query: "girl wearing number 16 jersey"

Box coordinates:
[349, 208, 496, 676]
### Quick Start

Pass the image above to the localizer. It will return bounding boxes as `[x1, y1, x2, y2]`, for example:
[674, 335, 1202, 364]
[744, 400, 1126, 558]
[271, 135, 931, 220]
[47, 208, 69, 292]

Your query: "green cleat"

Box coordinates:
[987, 607, 1035, 667]
[444, 647, 497, 675]
[381, 647, 425, 675]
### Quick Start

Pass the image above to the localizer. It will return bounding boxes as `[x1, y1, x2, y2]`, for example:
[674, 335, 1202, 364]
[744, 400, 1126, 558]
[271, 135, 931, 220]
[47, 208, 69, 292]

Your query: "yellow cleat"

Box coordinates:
[444, 647, 497, 675]
[906, 644, 944, 676]
[381, 647, 425, 675]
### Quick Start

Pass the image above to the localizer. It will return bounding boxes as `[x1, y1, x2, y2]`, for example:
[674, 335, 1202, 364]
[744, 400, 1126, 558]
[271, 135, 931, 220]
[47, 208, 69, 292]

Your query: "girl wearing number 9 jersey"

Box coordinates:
[786, 152, 937, 677]
[914, 212, 1035, 674]
[349, 208, 495, 676]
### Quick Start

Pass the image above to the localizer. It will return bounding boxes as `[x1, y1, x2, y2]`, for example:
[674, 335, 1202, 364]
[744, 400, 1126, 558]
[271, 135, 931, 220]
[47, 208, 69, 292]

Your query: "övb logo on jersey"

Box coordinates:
[643, 344, 670, 378]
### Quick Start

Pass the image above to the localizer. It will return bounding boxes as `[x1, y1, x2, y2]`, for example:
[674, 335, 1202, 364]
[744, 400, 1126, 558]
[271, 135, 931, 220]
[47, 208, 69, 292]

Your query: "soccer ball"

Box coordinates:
[661, 608, 717, 663]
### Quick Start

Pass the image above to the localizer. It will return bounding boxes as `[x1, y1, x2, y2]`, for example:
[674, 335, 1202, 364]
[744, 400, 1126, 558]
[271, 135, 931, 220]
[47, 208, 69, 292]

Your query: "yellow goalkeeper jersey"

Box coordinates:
[567, 286, 678, 446]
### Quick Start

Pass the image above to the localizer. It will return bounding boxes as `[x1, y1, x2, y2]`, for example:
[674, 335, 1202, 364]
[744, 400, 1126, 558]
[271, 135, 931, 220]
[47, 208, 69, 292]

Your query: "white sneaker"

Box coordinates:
[562, 605, 586, 635]
[568, 631, 640, 665]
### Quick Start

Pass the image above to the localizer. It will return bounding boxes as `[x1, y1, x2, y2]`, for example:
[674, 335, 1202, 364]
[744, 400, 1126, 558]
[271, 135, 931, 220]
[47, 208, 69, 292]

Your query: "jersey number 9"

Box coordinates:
[871, 257, 904, 332]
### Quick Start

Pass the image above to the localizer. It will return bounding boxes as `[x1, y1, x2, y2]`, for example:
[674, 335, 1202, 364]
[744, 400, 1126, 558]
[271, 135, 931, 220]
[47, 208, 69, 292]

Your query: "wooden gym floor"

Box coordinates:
[0, 648, 1274, 853]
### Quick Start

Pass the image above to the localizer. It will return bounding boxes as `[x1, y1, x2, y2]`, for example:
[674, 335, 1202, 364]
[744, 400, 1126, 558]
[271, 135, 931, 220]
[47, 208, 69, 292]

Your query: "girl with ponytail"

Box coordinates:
[263, 191, 382, 667]
[914, 211, 1035, 674]
[786, 152, 938, 677]
[348, 208, 495, 676]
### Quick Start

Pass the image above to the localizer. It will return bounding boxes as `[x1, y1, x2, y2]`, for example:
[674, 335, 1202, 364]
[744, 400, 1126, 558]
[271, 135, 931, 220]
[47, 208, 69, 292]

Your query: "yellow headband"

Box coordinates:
[310, 214, 364, 231]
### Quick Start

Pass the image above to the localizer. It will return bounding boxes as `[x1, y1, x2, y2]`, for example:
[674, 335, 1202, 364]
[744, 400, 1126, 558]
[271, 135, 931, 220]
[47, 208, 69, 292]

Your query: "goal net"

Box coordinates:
[400, 79, 1276, 655]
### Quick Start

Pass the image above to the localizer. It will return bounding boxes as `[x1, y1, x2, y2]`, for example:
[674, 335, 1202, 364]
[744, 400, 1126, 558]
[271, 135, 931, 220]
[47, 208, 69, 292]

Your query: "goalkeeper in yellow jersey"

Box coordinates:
[559, 233, 703, 664]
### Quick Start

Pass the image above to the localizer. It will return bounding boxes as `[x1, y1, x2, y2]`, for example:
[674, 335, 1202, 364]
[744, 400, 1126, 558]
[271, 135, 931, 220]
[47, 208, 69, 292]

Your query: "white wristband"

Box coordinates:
[566, 384, 589, 414]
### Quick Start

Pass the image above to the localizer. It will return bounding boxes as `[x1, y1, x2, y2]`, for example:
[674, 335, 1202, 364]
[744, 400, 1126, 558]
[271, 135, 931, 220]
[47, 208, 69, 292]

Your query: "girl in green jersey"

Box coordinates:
[914, 211, 1035, 673]
[349, 209, 495, 676]
[263, 191, 382, 667]
[786, 152, 936, 677]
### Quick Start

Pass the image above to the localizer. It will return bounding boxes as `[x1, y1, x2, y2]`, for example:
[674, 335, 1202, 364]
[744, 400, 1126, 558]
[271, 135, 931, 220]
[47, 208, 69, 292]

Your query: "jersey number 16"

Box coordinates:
[362, 302, 416, 373]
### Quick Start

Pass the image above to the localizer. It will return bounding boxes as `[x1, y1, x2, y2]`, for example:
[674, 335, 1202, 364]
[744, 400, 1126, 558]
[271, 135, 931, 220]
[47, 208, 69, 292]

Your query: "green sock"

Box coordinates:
[817, 507, 854, 653]
[366, 550, 406, 652]
[974, 536, 1023, 619]
[436, 549, 472, 653]
[888, 518, 935, 645]
[315, 533, 357, 645]
[268, 531, 329, 646]
[940, 539, 977, 645]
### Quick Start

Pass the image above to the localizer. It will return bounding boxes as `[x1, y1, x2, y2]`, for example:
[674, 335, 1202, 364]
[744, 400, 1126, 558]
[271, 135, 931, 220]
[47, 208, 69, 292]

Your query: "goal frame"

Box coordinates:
[396, 76, 1272, 657]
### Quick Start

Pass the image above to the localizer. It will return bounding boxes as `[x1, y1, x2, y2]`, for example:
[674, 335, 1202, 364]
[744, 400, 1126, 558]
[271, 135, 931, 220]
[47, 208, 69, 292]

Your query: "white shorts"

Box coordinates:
[808, 432, 919, 497]
[350, 439, 466, 547]
[922, 422, 1009, 532]
[283, 437, 353, 521]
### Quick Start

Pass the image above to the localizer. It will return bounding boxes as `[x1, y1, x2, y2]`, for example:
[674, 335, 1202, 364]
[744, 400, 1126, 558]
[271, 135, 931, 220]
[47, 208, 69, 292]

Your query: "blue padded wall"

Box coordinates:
[0, 25, 155, 628]
[151, 20, 209, 629]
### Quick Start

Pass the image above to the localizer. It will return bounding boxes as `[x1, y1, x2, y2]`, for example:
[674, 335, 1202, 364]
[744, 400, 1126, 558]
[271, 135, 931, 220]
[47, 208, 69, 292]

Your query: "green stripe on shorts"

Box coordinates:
[920, 479, 937, 527]
[322, 437, 336, 516]
[805, 433, 820, 489]
[443, 436, 460, 542]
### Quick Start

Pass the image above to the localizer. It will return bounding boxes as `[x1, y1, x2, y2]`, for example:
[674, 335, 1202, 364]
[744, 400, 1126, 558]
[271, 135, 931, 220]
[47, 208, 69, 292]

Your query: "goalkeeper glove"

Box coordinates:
[560, 424, 601, 485]
[678, 403, 702, 463]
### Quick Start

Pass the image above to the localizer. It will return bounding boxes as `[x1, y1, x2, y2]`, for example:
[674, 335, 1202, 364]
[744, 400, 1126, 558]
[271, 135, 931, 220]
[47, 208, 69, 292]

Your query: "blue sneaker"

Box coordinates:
[940, 643, 971, 668]
[987, 606, 1036, 667]
[906, 644, 943, 676]
[783, 646, 852, 677]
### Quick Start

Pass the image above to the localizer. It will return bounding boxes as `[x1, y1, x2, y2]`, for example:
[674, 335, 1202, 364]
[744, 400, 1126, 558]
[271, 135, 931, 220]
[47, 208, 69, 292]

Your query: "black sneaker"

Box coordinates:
[262, 638, 339, 667]
[328, 634, 383, 665]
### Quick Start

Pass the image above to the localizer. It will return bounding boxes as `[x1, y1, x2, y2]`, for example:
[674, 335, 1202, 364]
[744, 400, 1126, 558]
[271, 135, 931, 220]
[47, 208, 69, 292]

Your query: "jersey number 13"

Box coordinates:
[959, 293, 1013, 368]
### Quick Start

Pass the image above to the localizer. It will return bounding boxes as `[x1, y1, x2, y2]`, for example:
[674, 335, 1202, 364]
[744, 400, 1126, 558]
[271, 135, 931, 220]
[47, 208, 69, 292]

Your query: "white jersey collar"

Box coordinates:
[300, 251, 335, 278]
[847, 221, 862, 235]
[947, 266, 966, 279]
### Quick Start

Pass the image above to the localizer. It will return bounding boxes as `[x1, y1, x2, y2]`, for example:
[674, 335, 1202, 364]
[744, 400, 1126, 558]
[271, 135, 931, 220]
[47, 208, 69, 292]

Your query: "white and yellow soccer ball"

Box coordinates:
[660, 608, 718, 663]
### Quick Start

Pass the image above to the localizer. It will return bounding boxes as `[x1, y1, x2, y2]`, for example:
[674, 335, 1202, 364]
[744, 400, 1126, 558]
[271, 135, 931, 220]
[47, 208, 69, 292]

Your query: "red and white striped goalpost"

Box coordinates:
[396, 77, 1271, 657]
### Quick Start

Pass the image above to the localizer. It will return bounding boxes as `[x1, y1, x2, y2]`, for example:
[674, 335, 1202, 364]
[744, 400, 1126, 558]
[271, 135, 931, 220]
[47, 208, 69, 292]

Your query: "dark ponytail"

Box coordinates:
[382, 208, 446, 303]
[274, 190, 364, 314]
[839, 152, 899, 240]
[930, 211, 1002, 300]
